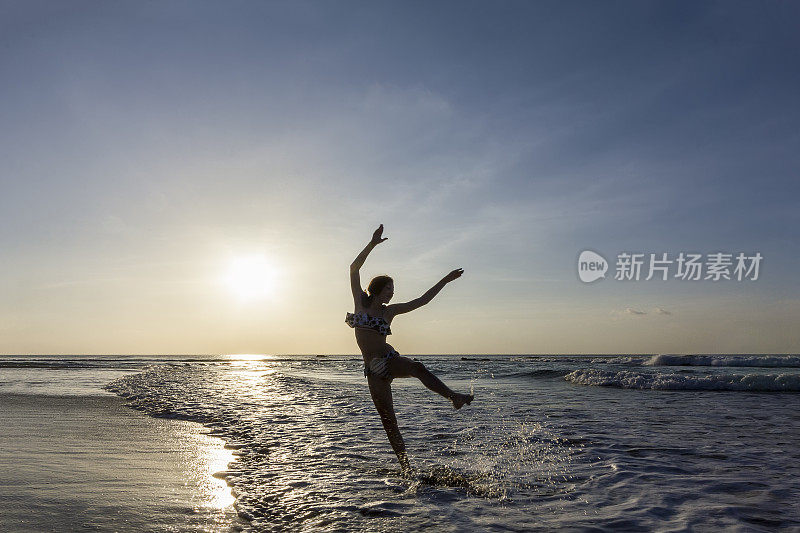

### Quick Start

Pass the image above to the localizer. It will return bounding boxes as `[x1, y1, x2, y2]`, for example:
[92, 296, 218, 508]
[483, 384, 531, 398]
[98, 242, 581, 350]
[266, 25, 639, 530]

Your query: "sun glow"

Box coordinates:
[224, 254, 279, 301]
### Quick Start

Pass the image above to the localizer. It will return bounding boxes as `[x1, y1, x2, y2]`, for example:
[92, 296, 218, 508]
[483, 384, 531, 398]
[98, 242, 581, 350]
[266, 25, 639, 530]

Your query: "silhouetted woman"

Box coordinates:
[346, 224, 473, 472]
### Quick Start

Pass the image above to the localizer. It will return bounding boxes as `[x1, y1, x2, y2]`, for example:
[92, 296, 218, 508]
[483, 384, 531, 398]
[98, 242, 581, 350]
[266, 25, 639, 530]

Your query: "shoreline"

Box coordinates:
[0, 392, 242, 532]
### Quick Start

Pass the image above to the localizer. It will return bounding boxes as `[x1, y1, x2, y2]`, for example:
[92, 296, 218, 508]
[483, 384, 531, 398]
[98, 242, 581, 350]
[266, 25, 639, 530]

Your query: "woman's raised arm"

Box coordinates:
[350, 224, 388, 300]
[386, 268, 463, 316]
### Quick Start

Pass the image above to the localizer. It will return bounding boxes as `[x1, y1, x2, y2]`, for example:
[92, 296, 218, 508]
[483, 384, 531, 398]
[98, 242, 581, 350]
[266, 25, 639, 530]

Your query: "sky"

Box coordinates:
[1, 1, 799, 355]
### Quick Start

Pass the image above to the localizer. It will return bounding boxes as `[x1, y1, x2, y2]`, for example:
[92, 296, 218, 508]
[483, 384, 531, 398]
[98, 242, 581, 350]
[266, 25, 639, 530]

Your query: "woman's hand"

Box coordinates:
[370, 224, 388, 246]
[443, 268, 464, 283]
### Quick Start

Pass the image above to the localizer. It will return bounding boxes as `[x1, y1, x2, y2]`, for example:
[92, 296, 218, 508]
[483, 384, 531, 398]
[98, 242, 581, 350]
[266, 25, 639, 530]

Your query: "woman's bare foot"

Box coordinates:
[450, 392, 474, 410]
[398, 455, 414, 477]
[400, 463, 415, 478]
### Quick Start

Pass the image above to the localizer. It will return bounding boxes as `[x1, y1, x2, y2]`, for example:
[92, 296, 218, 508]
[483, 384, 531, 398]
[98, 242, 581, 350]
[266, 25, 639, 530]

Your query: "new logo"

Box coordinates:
[578, 250, 608, 283]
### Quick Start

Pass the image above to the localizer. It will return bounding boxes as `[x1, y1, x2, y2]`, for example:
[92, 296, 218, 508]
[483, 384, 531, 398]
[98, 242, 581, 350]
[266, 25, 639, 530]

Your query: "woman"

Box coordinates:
[346, 224, 474, 473]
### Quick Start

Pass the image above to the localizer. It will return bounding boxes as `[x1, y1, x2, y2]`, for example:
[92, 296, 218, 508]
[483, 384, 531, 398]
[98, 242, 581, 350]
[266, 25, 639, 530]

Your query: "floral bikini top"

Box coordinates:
[345, 311, 392, 336]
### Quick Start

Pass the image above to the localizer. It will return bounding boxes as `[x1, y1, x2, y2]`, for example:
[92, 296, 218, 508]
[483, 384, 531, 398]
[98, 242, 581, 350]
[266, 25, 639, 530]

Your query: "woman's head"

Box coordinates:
[366, 275, 394, 306]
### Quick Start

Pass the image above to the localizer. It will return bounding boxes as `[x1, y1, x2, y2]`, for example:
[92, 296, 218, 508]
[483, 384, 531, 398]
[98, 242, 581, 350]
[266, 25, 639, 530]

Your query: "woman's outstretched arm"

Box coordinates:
[386, 268, 463, 316]
[350, 224, 387, 299]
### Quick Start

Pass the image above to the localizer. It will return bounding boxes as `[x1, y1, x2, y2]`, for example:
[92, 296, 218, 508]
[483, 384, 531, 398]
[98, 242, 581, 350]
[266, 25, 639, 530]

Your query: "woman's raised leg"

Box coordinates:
[367, 375, 411, 473]
[390, 356, 473, 409]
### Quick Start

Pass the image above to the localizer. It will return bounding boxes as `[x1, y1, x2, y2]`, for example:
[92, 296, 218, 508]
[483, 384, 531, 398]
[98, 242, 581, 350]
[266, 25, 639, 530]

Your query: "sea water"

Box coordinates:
[3, 354, 800, 531]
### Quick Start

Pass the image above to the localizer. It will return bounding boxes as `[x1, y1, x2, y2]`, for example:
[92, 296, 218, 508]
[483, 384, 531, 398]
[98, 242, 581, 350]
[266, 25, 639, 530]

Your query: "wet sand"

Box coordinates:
[0, 393, 240, 532]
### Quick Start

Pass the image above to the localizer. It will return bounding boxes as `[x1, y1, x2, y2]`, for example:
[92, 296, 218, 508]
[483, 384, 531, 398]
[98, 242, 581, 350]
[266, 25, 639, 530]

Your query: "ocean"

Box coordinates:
[2, 353, 799, 532]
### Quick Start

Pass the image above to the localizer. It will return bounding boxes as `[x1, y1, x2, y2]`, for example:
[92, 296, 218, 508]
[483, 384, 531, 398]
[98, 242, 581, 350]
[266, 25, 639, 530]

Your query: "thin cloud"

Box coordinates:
[608, 307, 648, 317]
[625, 307, 646, 315]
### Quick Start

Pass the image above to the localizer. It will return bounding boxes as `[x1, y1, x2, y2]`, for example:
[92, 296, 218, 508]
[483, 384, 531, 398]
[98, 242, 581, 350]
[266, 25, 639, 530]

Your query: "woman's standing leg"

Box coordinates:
[367, 375, 411, 473]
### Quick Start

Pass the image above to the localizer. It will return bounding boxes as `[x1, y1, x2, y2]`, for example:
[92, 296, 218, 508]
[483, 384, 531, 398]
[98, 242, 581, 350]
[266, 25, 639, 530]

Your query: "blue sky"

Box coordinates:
[1, 1, 798, 354]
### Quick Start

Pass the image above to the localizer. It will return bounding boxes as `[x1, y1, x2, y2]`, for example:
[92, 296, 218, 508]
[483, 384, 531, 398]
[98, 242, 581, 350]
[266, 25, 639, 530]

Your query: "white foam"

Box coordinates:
[564, 369, 800, 391]
[646, 354, 800, 368]
[589, 356, 650, 365]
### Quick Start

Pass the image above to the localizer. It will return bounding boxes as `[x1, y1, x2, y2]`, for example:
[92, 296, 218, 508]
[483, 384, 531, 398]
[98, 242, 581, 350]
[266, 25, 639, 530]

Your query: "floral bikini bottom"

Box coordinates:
[364, 349, 400, 380]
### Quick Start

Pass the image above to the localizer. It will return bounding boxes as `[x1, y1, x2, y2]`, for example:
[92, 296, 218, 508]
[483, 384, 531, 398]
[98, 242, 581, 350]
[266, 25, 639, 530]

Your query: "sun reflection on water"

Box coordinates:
[224, 353, 282, 362]
[186, 429, 237, 511]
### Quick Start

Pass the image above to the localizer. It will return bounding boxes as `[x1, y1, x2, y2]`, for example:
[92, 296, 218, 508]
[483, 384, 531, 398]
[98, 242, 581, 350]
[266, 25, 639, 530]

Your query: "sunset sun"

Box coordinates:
[224, 255, 278, 300]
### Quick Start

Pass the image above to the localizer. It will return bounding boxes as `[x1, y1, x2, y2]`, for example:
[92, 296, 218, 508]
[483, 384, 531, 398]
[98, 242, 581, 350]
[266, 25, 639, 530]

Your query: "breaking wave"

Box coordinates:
[646, 354, 800, 368]
[564, 369, 800, 391]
